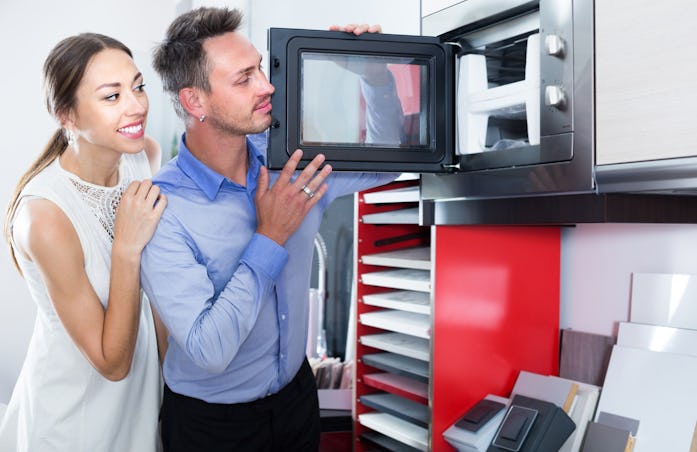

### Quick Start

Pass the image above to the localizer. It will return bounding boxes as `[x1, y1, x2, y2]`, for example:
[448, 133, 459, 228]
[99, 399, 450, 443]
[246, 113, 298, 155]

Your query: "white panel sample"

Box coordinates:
[360, 332, 430, 361]
[595, 345, 697, 452]
[630, 272, 697, 330]
[510, 370, 578, 413]
[443, 394, 510, 452]
[362, 290, 431, 315]
[361, 246, 431, 270]
[361, 269, 431, 292]
[360, 310, 431, 339]
[359, 412, 428, 451]
[617, 322, 697, 357]
[559, 381, 600, 452]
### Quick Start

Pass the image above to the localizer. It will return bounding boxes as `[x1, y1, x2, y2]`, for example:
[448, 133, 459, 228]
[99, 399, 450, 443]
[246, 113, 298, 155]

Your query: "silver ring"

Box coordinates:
[301, 185, 315, 198]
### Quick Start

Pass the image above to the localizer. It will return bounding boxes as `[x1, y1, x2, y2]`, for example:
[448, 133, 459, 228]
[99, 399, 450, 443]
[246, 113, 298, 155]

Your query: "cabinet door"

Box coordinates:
[596, 0, 697, 165]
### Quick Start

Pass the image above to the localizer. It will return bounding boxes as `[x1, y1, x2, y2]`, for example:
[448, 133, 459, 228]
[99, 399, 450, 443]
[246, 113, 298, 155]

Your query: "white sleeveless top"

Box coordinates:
[0, 152, 161, 452]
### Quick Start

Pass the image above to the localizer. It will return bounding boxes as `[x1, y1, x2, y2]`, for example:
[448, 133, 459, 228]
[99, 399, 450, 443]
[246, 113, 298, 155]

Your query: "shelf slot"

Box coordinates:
[359, 431, 423, 452]
[362, 290, 431, 315]
[362, 352, 429, 383]
[361, 246, 431, 270]
[362, 208, 420, 224]
[363, 372, 428, 405]
[360, 392, 431, 428]
[360, 332, 430, 361]
[358, 412, 428, 451]
[360, 310, 431, 339]
[361, 269, 431, 292]
[363, 186, 420, 204]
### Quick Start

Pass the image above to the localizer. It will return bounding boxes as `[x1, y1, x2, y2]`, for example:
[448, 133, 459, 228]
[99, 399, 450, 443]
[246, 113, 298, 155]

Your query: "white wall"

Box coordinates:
[0, 0, 181, 404]
[560, 223, 697, 337]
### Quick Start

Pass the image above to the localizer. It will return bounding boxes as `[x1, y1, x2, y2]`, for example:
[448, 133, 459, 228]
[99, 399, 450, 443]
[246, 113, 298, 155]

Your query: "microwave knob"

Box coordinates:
[545, 85, 567, 109]
[545, 34, 565, 57]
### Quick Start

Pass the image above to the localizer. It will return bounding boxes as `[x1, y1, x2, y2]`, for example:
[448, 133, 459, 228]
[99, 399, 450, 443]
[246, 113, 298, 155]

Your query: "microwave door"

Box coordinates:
[267, 27, 456, 173]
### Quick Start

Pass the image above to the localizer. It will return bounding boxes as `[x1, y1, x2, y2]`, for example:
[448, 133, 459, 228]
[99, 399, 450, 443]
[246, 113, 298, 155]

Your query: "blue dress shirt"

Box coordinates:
[141, 132, 395, 403]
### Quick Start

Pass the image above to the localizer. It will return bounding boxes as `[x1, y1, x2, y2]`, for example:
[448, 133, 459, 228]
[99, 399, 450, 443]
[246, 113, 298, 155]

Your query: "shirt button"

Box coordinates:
[280, 353, 285, 359]
[281, 314, 286, 320]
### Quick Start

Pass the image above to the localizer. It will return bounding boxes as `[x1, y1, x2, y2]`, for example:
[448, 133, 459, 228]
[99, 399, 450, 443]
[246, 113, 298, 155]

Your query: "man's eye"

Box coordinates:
[135, 83, 146, 92]
[105, 93, 119, 101]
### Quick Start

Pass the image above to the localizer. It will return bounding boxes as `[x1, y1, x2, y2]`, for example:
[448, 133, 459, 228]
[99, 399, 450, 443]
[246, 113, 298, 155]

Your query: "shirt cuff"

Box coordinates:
[240, 233, 288, 280]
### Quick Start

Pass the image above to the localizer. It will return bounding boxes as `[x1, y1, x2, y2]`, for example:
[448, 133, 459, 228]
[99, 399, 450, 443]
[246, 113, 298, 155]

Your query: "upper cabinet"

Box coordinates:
[595, 0, 697, 166]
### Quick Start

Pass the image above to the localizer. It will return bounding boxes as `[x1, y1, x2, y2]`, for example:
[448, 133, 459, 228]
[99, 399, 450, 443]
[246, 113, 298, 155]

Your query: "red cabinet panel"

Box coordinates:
[353, 181, 560, 451]
[431, 225, 560, 451]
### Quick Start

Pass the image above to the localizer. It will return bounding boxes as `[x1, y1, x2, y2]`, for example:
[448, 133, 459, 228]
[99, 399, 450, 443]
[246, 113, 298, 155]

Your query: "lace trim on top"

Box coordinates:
[65, 170, 127, 242]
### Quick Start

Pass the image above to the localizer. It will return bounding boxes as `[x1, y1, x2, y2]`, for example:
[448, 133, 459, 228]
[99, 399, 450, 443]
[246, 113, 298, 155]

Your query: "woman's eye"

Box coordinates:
[135, 83, 146, 92]
[105, 93, 119, 101]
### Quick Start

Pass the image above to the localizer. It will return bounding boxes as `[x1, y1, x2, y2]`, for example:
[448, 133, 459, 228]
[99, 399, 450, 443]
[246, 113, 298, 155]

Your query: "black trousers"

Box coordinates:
[160, 359, 320, 452]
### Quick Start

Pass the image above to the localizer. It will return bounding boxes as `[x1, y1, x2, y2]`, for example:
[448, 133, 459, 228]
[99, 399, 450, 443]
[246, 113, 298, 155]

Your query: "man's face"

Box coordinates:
[201, 32, 275, 136]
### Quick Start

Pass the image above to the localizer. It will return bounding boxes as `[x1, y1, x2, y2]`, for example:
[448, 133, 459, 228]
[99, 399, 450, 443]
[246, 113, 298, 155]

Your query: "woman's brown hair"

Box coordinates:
[4, 33, 133, 272]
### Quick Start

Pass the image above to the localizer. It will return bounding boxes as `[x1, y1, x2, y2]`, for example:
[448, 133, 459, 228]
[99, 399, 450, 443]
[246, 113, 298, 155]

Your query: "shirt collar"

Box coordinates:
[175, 133, 267, 201]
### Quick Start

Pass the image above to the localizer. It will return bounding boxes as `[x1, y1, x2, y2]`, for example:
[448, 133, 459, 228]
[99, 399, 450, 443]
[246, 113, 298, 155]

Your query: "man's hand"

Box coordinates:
[328, 24, 390, 85]
[255, 150, 332, 246]
[329, 24, 382, 35]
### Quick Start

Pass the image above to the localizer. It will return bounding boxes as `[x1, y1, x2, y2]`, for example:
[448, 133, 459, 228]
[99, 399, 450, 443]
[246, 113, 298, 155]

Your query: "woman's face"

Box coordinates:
[69, 48, 149, 157]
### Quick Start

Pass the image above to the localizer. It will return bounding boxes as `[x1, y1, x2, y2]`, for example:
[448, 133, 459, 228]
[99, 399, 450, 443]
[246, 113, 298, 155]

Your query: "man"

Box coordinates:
[142, 6, 399, 451]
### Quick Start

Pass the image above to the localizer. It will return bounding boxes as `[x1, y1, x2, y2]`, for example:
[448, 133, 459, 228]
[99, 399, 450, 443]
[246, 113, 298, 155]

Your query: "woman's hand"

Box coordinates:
[113, 179, 167, 255]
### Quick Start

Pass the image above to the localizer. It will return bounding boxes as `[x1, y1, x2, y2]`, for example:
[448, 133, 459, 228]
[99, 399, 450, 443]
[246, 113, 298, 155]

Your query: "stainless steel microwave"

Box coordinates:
[266, 0, 594, 199]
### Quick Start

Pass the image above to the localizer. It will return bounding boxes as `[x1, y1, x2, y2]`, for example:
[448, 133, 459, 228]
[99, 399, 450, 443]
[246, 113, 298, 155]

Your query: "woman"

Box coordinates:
[0, 33, 167, 451]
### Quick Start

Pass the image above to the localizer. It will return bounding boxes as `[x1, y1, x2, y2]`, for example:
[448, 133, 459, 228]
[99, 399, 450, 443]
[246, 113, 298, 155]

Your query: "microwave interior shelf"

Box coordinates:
[359, 430, 423, 452]
[361, 246, 431, 270]
[362, 290, 431, 315]
[360, 392, 431, 428]
[361, 268, 431, 292]
[362, 352, 429, 383]
[361, 208, 420, 225]
[360, 310, 431, 339]
[458, 32, 541, 155]
[363, 372, 429, 405]
[359, 412, 428, 451]
[360, 332, 430, 361]
[363, 186, 420, 204]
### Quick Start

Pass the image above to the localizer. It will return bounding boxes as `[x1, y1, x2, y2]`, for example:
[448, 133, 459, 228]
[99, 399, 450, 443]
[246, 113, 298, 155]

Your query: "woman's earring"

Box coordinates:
[66, 129, 76, 146]
[199, 114, 206, 123]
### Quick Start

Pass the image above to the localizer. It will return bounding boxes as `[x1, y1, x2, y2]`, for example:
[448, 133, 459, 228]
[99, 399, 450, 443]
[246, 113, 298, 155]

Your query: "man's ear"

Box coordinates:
[179, 87, 205, 119]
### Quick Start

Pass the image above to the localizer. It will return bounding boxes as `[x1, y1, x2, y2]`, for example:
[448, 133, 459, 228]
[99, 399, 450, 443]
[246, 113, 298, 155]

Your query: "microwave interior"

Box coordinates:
[266, 1, 577, 177]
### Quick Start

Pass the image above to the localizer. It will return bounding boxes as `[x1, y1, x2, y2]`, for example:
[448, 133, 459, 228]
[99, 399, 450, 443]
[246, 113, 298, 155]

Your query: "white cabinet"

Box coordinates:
[596, 0, 697, 165]
[421, 0, 464, 17]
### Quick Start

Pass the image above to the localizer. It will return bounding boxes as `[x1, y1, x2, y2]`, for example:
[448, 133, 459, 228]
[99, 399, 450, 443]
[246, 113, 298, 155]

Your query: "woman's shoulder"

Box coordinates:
[21, 159, 62, 198]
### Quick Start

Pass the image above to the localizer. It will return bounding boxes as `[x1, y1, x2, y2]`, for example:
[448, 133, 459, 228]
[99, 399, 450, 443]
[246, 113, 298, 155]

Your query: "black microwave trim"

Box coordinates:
[267, 28, 456, 172]
[437, 0, 539, 43]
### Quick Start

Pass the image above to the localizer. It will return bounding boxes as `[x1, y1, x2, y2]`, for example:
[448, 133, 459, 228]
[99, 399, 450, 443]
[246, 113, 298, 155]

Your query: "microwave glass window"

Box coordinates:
[299, 52, 430, 150]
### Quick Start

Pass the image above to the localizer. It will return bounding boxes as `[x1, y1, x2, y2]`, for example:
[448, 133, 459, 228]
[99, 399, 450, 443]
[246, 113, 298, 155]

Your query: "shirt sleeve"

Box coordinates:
[140, 210, 288, 374]
[360, 70, 406, 145]
[322, 172, 400, 204]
